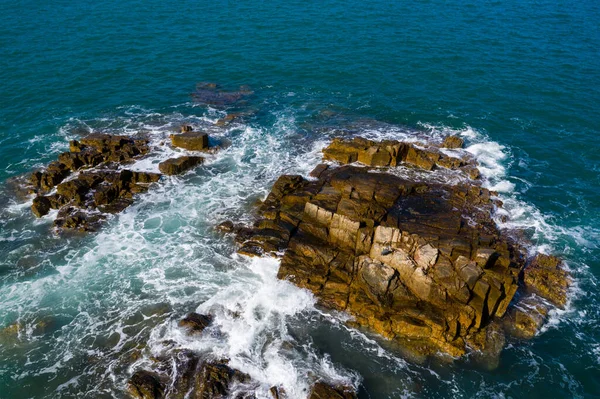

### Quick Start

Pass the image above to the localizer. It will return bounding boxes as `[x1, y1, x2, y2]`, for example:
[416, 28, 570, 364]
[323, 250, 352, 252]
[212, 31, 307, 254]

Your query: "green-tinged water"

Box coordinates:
[0, 0, 599, 397]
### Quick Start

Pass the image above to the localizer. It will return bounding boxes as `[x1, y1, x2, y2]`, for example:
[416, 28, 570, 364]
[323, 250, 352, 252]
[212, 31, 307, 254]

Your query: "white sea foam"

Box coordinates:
[1, 106, 597, 398]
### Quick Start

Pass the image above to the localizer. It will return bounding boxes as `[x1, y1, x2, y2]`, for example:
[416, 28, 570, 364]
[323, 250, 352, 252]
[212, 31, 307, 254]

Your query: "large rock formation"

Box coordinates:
[229, 137, 570, 359]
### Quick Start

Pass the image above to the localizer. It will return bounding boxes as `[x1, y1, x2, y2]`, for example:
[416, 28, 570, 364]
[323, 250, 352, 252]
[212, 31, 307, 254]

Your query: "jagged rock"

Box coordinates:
[157, 351, 249, 399]
[31, 196, 51, 217]
[169, 132, 209, 151]
[322, 137, 472, 175]
[54, 208, 105, 232]
[504, 296, 549, 339]
[523, 254, 570, 308]
[310, 164, 329, 178]
[178, 313, 213, 335]
[30, 162, 71, 192]
[181, 124, 194, 133]
[195, 362, 249, 398]
[468, 322, 506, 370]
[217, 220, 235, 232]
[127, 370, 164, 399]
[308, 382, 357, 399]
[158, 156, 204, 175]
[441, 135, 464, 149]
[26, 134, 160, 230]
[232, 137, 564, 359]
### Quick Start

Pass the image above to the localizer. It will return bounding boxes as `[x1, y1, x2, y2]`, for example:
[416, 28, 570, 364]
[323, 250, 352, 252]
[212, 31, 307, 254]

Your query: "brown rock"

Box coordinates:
[217, 220, 235, 233]
[232, 137, 559, 360]
[178, 313, 213, 334]
[523, 254, 570, 308]
[504, 296, 549, 340]
[158, 156, 204, 175]
[170, 132, 209, 151]
[32, 196, 51, 217]
[30, 162, 71, 192]
[132, 172, 161, 184]
[405, 146, 436, 170]
[27, 134, 156, 231]
[270, 386, 286, 399]
[308, 382, 357, 399]
[195, 362, 249, 398]
[127, 370, 164, 399]
[441, 135, 464, 149]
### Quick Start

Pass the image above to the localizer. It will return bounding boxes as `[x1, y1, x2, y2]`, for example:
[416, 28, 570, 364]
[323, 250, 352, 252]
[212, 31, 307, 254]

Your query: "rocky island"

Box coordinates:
[23, 125, 572, 397]
[226, 136, 571, 363]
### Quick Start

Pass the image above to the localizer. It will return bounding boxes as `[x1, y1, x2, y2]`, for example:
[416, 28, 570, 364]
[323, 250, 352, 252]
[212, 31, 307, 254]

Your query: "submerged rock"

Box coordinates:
[192, 82, 253, 107]
[158, 156, 204, 175]
[232, 136, 570, 360]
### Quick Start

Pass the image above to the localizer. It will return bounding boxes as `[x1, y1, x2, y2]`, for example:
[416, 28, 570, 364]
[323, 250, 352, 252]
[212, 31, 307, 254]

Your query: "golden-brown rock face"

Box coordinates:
[230, 137, 570, 360]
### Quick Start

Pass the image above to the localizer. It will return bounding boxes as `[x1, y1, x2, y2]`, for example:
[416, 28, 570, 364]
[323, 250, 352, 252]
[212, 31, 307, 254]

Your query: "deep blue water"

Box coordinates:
[1, 0, 599, 397]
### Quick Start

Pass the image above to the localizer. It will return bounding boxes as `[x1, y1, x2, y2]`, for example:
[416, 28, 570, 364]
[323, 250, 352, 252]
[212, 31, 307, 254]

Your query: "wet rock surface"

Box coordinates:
[170, 131, 209, 151]
[523, 253, 570, 308]
[308, 382, 357, 399]
[229, 137, 571, 360]
[127, 351, 251, 399]
[322, 137, 472, 175]
[27, 134, 160, 231]
[127, 370, 164, 399]
[178, 312, 213, 335]
[158, 156, 204, 175]
[128, 350, 358, 399]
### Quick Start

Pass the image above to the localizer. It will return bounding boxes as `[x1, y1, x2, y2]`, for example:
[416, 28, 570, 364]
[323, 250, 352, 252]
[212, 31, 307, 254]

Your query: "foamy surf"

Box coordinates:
[0, 104, 597, 398]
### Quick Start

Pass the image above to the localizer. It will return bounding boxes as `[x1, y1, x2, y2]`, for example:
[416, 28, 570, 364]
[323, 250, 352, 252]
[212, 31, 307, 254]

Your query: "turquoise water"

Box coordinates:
[1, 0, 599, 397]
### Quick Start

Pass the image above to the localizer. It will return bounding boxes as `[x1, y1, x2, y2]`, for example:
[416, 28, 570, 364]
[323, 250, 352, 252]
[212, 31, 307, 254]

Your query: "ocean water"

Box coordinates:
[1, 0, 599, 398]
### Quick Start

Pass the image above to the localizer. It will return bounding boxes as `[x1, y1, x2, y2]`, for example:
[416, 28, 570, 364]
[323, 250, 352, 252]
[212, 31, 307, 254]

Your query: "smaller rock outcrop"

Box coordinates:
[169, 132, 209, 151]
[308, 382, 357, 399]
[158, 156, 204, 175]
[128, 352, 249, 399]
[28, 134, 160, 231]
[127, 371, 164, 399]
[178, 313, 213, 335]
[322, 137, 473, 175]
[441, 135, 464, 149]
[523, 253, 570, 308]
